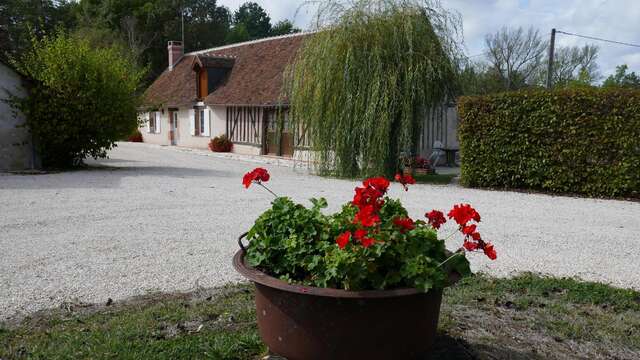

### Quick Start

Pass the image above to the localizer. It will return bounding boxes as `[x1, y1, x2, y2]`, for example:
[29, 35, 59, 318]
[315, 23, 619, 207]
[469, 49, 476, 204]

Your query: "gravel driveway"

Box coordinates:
[1, 142, 639, 321]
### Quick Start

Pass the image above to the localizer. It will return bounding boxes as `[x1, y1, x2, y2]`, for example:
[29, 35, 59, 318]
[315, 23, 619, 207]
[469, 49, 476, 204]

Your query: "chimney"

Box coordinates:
[168, 41, 184, 71]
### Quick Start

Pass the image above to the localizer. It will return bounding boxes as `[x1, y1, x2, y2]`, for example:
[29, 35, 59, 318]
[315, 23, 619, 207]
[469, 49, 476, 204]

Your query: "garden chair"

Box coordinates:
[429, 141, 446, 167]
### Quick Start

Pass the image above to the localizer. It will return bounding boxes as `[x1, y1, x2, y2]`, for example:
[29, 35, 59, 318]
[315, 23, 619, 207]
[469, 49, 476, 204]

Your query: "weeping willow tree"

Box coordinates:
[287, 0, 462, 177]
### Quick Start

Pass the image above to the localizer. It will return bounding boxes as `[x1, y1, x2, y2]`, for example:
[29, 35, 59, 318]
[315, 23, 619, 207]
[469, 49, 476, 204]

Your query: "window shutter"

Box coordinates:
[145, 113, 151, 133]
[155, 112, 161, 133]
[189, 109, 195, 135]
[203, 109, 210, 137]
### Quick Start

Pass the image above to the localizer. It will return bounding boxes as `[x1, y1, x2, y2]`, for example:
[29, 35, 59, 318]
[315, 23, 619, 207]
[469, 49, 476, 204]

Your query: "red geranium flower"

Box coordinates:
[447, 204, 481, 226]
[463, 240, 478, 251]
[242, 167, 270, 188]
[461, 224, 477, 236]
[360, 236, 375, 248]
[394, 173, 416, 191]
[353, 205, 380, 227]
[352, 228, 375, 247]
[362, 177, 390, 194]
[354, 229, 368, 240]
[483, 243, 497, 260]
[393, 217, 415, 233]
[336, 231, 351, 249]
[425, 210, 447, 229]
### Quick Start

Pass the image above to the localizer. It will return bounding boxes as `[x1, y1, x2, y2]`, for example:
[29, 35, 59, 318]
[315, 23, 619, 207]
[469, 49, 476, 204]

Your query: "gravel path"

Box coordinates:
[1, 142, 639, 321]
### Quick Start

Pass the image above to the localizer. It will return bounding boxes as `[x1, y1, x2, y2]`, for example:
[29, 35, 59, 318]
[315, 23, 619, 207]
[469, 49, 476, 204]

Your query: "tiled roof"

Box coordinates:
[143, 33, 308, 108]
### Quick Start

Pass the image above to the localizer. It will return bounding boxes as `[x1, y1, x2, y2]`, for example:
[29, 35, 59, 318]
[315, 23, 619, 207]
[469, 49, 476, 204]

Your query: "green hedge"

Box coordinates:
[458, 88, 640, 198]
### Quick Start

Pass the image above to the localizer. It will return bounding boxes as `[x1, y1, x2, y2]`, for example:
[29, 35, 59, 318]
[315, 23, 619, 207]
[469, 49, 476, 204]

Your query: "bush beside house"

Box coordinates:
[458, 88, 640, 198]
[209, 135, 233, 152]
[11, 32, 145, 168]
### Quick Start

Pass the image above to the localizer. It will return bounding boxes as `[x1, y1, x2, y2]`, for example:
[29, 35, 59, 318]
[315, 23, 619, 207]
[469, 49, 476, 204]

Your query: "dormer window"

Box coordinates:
[198, 68, 208, 99]
[192, 55, 234, 100]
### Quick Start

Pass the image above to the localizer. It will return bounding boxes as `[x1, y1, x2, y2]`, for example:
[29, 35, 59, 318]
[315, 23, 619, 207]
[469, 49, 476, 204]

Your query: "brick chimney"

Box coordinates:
[168, 41, 183, 71]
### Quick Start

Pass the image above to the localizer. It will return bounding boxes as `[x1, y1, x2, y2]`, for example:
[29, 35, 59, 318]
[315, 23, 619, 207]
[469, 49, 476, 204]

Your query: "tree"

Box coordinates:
[225, 23, 251, 44]
[289, 0, 460, 177]
[233, 2, 271, 39]
[11, 31, 146, 167]
[544, 44, 600, 87]
[270, 20, 301, 36]
[602, 64, 640, 89]
[485, 26, 548, 90]
[0, 0, 79, 62]
[75, 0, 232, 79]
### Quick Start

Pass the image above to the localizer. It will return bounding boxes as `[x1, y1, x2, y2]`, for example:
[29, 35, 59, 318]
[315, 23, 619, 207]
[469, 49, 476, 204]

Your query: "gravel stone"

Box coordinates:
[1, 142, 639, 321]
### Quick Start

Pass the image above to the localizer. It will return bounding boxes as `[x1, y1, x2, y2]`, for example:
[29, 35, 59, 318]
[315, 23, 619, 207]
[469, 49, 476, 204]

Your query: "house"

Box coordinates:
[0, 59, 39, 171]
[140, 33, 308, 158]
[140, 32, 458, 164]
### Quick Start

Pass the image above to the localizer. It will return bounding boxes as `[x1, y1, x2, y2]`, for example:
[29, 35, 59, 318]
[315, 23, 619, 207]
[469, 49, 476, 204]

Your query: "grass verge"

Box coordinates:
[1, 274, 639, 359]
[413, 173, 457, 185]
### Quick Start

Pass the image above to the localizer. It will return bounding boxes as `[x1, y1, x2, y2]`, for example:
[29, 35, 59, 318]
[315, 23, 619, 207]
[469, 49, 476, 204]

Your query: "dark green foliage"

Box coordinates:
[270, 20, 301, 36]
[2, 1, 300, 81]
[0, 0, 79, 63]
[288, 0, 461, 177]
[458, 88, 640, 197]
[245, 197, 468, 292]
[12, 32, 146, 168]
[602, 64, 640, 89]
[232, 2, 271, 40]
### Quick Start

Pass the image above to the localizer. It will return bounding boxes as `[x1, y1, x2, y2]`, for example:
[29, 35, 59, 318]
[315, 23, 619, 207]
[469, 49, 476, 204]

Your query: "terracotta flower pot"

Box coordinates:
[233, 248, 457, 360]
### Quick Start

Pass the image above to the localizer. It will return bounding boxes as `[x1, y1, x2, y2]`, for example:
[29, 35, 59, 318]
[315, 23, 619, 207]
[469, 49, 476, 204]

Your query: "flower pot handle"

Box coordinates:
[238, 232, 249, 252]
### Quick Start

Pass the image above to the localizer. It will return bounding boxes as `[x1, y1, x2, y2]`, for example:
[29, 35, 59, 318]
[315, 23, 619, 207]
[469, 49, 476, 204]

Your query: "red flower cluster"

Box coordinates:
[354, 229, 375, 247]
[448, 204, 496, 260]
[336, 177, 394, 249]
[352, 177, 389, 227]
[393, 217, 415, 233]
[242, 168, 270, 188]
[448, 204, 481, 226]
[394, 173, 416, 191]
[425, 210, 446, 230]
[337, 229, 375, 248]
[336, 231, 351, 249]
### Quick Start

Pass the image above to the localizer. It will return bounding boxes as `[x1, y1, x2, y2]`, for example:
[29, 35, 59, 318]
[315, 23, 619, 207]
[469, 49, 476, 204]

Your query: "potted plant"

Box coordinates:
[234, 168, 497, 360]
[414, 156, 434, 175]
[209, 134, 233, 152]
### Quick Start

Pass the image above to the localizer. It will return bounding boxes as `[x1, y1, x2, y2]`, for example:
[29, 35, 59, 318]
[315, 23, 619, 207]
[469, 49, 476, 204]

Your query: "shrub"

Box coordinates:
[458, 88, 640, 198]
[11, 31, 145, 168]
[209, 135, 233, 152]
[127, 129, 143, 142]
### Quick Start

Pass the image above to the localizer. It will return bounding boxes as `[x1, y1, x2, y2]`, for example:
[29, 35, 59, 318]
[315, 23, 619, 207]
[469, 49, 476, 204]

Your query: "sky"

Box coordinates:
[217, 0, 640, 78]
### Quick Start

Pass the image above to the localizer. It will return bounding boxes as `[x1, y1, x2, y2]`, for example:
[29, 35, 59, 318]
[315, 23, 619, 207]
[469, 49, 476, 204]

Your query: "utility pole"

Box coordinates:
[546, 28, 556, 89]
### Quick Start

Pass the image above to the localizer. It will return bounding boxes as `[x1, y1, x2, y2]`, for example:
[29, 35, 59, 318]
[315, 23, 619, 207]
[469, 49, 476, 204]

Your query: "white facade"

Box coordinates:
[139, 105, 261, 155]
[0, 62, 39, 170]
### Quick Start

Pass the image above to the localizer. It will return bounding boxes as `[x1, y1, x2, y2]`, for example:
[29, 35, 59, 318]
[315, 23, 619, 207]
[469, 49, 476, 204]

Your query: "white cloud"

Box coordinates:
[217, 0, 640, 76]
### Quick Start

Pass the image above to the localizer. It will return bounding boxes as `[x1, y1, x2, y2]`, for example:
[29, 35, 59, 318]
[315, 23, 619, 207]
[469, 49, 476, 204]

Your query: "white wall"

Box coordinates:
[0, 62, 37, 170]
[139, 111, 170, 146]
[140, 104, 268, 156]
[210, 106, 226, 138]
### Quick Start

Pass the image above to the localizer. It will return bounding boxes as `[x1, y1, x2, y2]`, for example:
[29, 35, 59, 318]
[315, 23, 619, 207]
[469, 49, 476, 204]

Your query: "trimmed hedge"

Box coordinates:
[458, 88, 640, 198]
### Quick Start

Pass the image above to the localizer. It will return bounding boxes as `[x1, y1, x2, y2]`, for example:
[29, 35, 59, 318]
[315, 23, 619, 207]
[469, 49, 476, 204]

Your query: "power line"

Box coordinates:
[556, 30, 640, 48]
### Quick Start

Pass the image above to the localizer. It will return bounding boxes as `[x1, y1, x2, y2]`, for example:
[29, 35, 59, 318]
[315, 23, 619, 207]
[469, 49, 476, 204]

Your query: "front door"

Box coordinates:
[169, 111, 178, 145]
[264, 110, 293, 157]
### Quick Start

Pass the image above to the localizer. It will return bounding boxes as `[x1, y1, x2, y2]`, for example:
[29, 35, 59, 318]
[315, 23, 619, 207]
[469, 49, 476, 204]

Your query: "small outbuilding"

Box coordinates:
[0, 59, 39, 171]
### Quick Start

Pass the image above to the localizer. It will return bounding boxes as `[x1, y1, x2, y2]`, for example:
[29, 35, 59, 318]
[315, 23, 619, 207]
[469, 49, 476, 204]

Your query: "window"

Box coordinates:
[192, 108, 208, 137]
[148, 112, 157, 133]
[199, 110, 205, 135]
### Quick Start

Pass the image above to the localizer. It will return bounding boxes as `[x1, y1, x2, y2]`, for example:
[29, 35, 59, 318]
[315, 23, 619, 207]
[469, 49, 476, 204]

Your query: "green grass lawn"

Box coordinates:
[413, 173, 457, 185]
[1, 274, 639, 359]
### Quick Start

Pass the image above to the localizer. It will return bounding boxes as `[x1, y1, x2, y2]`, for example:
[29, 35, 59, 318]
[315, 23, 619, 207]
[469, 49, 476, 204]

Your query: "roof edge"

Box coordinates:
[185, 31, 313, 56]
